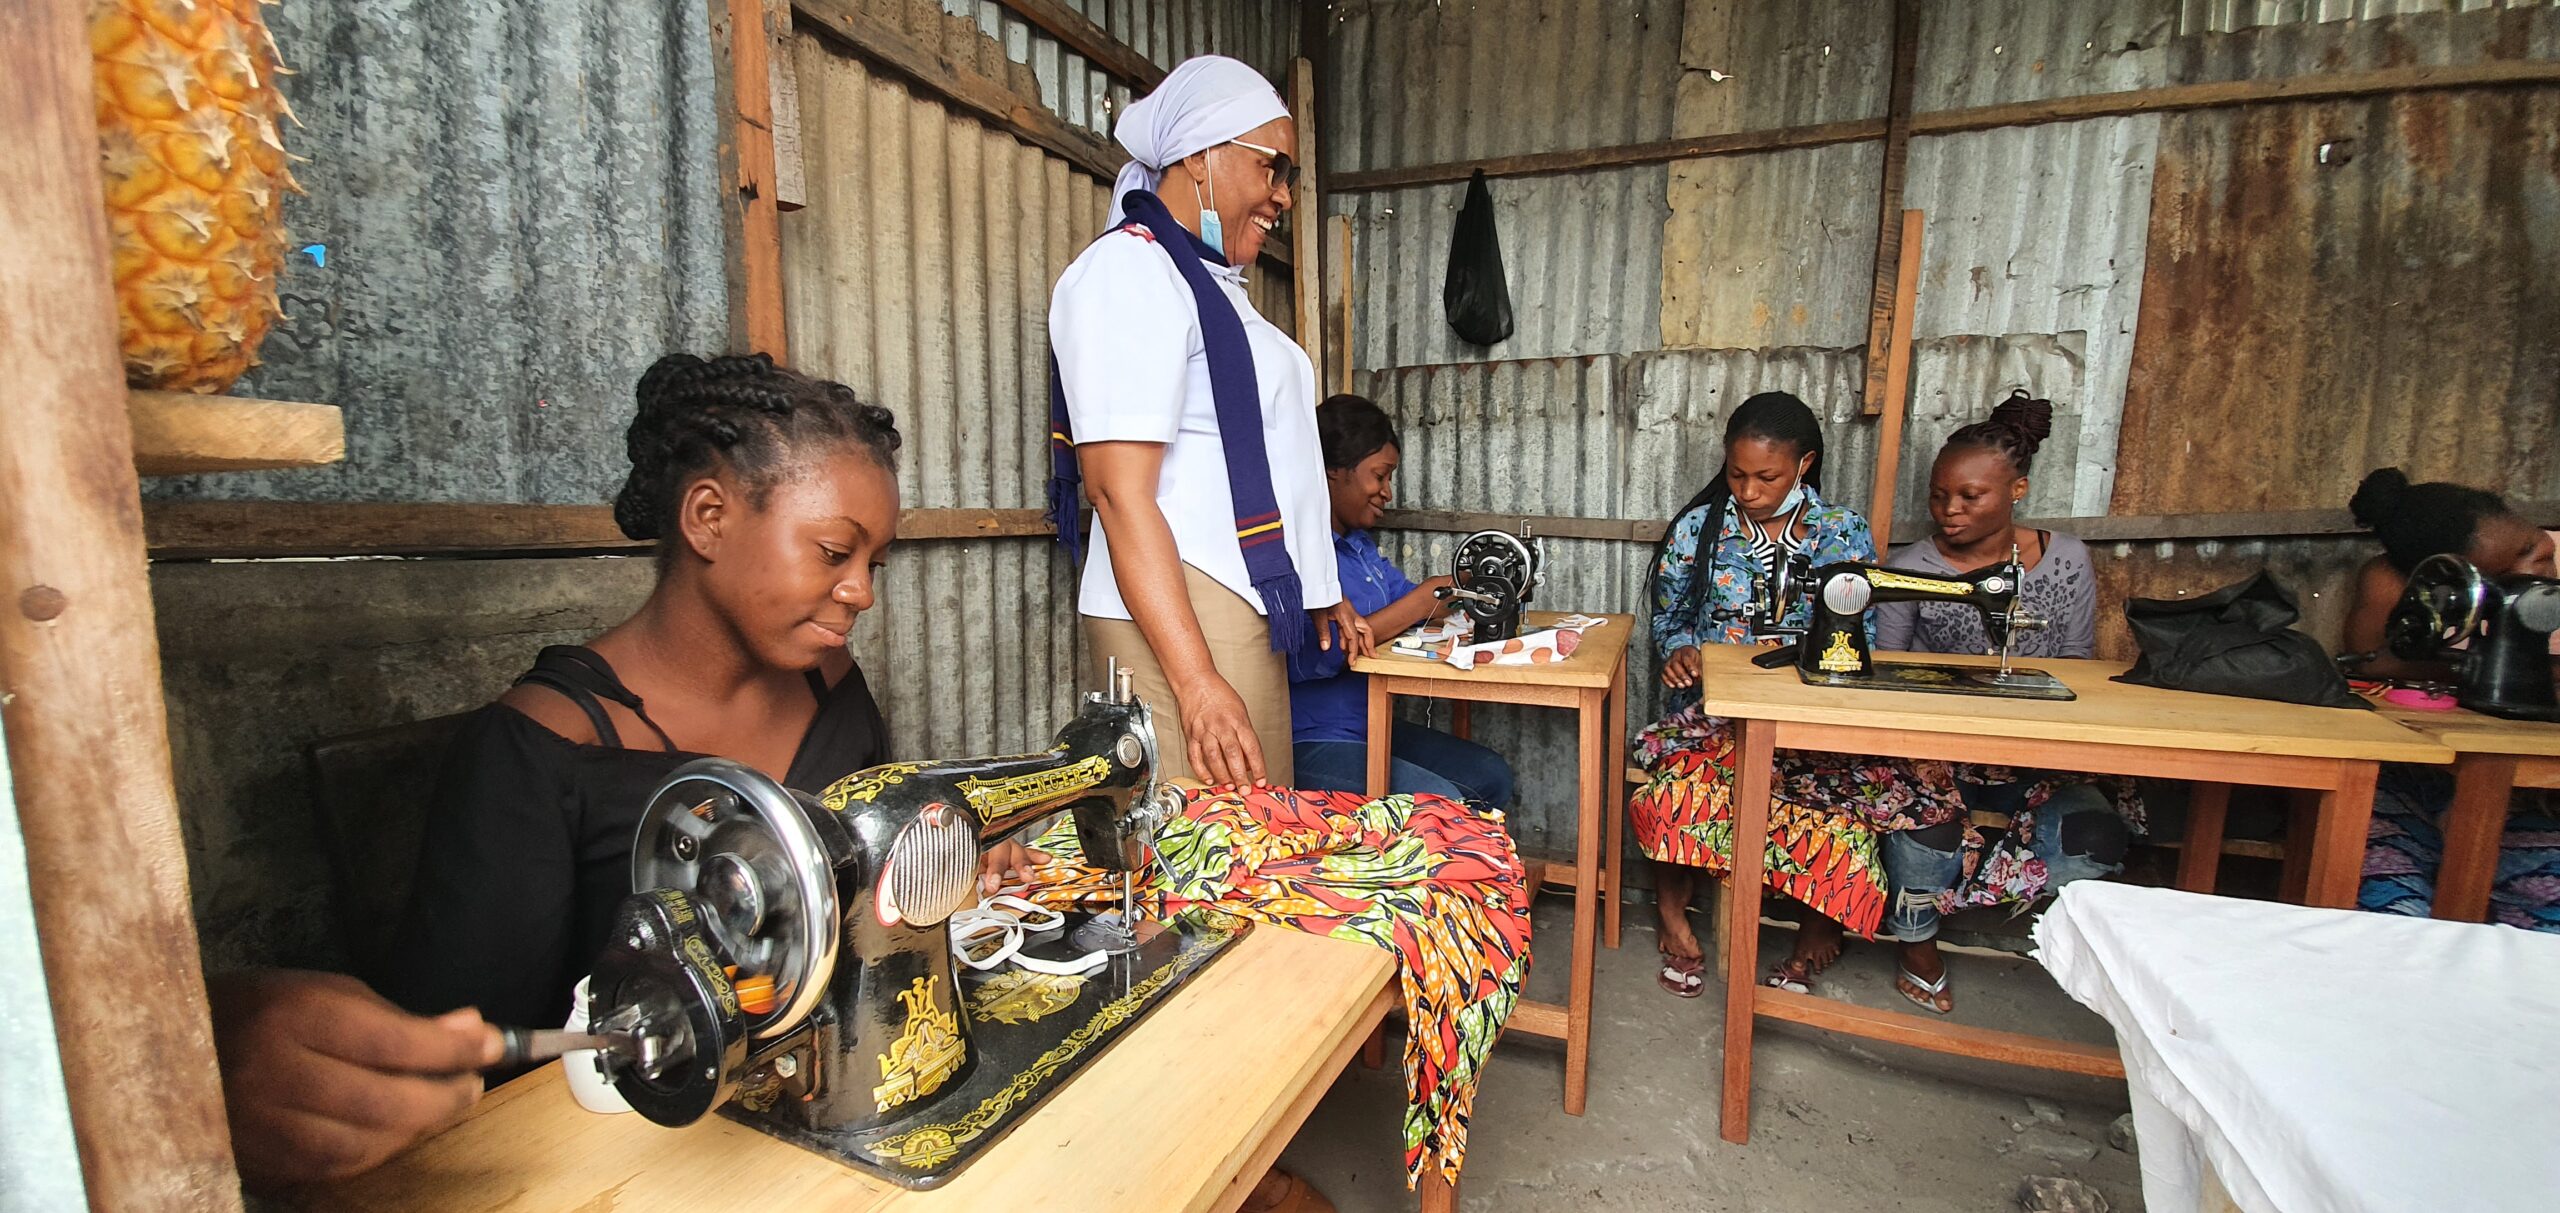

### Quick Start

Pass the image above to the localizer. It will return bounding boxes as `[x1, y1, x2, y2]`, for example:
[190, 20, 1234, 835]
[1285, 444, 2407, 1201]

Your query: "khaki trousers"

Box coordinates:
[1082, 564, 1293, 786]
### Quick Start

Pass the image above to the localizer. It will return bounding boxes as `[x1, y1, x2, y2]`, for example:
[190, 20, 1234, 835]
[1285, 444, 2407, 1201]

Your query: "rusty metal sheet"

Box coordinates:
[2113, 83, 2560, 513]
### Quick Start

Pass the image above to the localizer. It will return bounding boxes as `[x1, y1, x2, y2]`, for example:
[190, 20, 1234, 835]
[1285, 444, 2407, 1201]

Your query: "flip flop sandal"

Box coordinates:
[1897, 965, 1954, 1015]
[1762, 958, 1814, 995]
[1657, 951, 1706, 999]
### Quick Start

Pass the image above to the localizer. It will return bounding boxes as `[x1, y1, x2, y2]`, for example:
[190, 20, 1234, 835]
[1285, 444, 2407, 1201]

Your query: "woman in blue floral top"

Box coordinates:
[1630, 392, 1968, 999]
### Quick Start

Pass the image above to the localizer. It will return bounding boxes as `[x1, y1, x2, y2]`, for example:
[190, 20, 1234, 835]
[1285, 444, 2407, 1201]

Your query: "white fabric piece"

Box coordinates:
[2034, 882, 2560, 1213]
[1049, 226, 1338, 620]
[1107, 55, 1288, 226]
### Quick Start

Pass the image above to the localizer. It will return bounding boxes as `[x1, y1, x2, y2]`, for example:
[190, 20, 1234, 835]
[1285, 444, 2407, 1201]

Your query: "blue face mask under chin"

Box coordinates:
[1772, 480, 1806, 516]
[1193, 177, 1224, 256]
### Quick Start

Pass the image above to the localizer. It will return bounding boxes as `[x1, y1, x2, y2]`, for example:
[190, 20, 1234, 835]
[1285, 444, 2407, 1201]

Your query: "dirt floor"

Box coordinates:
[1279, 899, 2145, 1212]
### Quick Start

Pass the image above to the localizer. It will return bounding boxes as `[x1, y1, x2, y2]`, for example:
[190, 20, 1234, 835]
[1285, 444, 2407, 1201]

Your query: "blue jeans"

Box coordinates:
[1883, 782, 2124, 943]
[1293, 721, 1517, 809]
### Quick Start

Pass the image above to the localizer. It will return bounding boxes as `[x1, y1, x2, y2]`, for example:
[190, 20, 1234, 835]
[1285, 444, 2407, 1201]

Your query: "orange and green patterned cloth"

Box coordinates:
[1024, 785, 1530, 1187]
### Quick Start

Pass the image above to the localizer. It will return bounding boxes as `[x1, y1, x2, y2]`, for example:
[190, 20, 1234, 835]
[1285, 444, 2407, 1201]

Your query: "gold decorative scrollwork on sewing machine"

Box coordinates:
[873, 976, 965, 1113]
[958, 755, 1111, 818]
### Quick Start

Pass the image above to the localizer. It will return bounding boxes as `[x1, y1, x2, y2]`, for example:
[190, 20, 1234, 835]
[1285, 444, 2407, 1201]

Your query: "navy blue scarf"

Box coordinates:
[1047, 189, 1311, 661]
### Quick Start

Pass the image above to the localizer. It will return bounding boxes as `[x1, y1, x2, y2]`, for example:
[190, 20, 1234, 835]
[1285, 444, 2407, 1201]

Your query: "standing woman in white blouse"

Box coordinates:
[1047, 56, 1364, 789]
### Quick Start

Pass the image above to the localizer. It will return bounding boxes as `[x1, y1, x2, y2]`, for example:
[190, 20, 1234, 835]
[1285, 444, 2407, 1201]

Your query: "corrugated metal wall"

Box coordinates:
[2181, 0, 2557, 35]
[1320, 0, 2560, 855]
[786, 3, 1296, 757]
[937, 0, 1299, 137]
[147, 0, 732, 505]
[1326, 0, 1683, 367]
[2113, 6, 2560, 513]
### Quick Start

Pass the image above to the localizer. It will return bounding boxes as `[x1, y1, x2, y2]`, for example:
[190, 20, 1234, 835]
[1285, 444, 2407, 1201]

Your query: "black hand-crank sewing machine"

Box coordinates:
[2388, 553, 2560, 721]
[1435, 527, 1545, 642]
[577, 661, 1245, 1188]
[1753, 548, 2076, 701]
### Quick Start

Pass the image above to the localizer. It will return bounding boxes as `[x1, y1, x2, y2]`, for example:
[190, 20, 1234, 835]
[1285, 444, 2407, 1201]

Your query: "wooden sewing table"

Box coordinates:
[1349, 610, 1634, 1118]
[303, 927, 1402, 1213]
[1693, 645, 2452, 1143]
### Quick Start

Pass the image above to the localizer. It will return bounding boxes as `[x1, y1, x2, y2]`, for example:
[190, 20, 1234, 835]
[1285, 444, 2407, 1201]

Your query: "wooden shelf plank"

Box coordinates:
[128, 390, 344, 476]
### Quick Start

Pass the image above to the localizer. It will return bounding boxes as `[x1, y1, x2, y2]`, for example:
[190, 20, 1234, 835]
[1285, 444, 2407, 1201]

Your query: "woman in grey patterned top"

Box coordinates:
[1865, 393, 2132, 1015]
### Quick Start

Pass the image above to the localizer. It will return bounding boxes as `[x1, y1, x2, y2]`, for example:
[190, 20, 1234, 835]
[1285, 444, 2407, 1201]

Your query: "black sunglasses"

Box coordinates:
[1228, 139, 1301, 191]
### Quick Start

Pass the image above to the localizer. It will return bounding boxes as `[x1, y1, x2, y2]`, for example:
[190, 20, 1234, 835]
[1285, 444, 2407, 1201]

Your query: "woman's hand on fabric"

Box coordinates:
[1175, 671, 1267, 787]
[1317, 600, 1374, 659]
[979, 840, 1055, 894]
[1661, 645, 1705, 689]
[208, 969, 501, 1190]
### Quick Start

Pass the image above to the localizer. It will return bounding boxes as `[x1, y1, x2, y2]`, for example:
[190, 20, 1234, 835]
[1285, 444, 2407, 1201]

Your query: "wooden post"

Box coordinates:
[1332, 213, 1354, 395]
[1865, 209, 1925, 545]
[0, 2, 243, 1207]
[712, 0, 788, 358]
[1289, 57, 1326, 377]
[1861, 0, 1922, 416]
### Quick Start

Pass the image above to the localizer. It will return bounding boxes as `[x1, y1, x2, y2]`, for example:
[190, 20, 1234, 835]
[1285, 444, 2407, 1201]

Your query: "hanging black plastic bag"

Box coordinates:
[1444, 169, 1514, 345]
[2112, 572, 2364, 708]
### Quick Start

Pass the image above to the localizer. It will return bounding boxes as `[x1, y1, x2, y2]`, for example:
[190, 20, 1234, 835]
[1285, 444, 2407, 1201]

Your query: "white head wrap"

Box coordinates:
[1107, 55, 1288, 227]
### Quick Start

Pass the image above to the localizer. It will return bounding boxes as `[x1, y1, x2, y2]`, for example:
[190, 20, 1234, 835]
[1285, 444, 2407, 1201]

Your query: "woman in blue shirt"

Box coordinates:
[1288, 396, 1516, 808]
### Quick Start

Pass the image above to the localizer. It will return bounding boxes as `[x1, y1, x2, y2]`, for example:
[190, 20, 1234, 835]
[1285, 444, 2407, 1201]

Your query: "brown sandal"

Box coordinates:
[1658, 950, 1706, 998]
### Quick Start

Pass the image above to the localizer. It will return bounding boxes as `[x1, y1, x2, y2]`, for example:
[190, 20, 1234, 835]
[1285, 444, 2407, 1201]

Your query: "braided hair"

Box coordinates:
[1650, 391, 1827, 620]
[1943, 389, 2054, 479]
[2347, 467, 2513, 575]
[613, 353, 902, 550]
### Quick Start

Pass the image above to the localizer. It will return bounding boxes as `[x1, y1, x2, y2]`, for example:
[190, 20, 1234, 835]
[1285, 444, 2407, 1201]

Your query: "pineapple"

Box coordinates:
[91, 0, 298, 394]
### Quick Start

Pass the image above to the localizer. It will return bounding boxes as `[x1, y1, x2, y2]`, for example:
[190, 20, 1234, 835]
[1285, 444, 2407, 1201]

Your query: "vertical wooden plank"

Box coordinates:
[0, 1, 243, 1206]
[1365, 678, 1392, 800]
[2178, 781, 2233, 894]
[1333, 213, 1354, 395]
[1289, 57, 1325, 378]
[1719, 716, 1776, 1143]
[1864, 209, 1925, 544]
[1859, 0, 1921, 416]
[2304, 763, 2379, 908]
[2434, 755, 2518, 922]
[712, 0, 789, 357]
[767, 0, 806, 212]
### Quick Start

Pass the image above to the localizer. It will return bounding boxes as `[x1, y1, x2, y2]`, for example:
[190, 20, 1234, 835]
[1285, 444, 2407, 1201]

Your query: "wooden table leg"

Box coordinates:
[2279, 789, 2315, 904]
[1419, 1170, 1459, 1213]
[2434, 754, 2517, 922]
[1565, 687, 1602, 1116]
[1605, 657, 1628, 950]
[1719, 717, 1775, 1144]
[2302, 760, 2379, 909]
[1366, 679, 1393, 800]
[2178, 781, 2232, 894]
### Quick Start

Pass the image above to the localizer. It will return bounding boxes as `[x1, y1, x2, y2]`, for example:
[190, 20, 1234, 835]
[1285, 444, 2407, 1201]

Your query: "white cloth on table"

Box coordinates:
[2034, 882, 2560, 1213]
[1106, 55, 1288, 225]
[1049, 227, 1337, 621]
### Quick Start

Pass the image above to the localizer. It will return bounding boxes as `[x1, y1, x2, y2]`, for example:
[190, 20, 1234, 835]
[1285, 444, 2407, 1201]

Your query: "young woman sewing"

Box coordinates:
[1868, 393, 2136, 1014]
[1630, 392, 1963, 999]
[2342, 467, 2559, 931]
[383, 354, 1047, 1033]
[1287, 395, 1516, 808]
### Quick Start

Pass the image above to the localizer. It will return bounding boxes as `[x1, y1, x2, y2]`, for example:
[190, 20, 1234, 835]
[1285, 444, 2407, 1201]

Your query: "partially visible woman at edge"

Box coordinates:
[2342, 467, 2558, 932]
[384, 354, 1043, 1037]
[1047, 54, 1363, 793]
[1289, 394, 1518, 809]
[1870, 391, 2137, 1014]
[1630, 392, 1962, 999]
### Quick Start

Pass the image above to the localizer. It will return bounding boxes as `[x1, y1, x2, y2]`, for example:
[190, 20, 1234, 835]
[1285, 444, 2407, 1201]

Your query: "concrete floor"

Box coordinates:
[1279, 900, 2144, 1212]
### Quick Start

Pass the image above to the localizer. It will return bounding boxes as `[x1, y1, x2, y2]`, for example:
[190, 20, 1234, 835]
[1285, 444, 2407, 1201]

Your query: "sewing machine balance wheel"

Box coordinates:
[630, 758, 844, 1041]
[2389, 553, 2492, 659]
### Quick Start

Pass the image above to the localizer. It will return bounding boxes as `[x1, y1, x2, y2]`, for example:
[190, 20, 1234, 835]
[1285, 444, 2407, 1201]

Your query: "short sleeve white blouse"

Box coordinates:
[1048, 225, 1341, 619]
